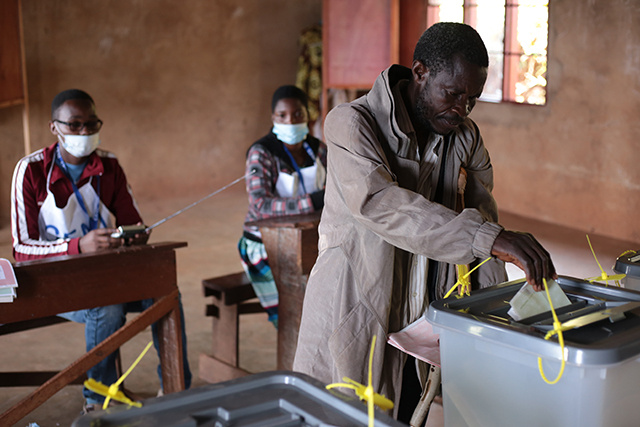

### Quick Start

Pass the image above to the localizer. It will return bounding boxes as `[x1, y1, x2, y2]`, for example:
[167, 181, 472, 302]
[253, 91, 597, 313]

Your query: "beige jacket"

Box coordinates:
[293, 65, 507, 415]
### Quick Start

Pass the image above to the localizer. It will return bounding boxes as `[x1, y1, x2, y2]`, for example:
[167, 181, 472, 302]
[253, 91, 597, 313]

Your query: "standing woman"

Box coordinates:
[239, 85, 327, 328]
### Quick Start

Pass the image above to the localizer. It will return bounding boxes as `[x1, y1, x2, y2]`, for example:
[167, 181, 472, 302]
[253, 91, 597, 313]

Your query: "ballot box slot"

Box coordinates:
[515, 300, 594, 326]
[189, 401, 306, 427]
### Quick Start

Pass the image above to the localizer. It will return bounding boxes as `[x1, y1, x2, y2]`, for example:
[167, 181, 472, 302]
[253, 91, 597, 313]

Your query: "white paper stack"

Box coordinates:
[0, 258, 18, 303]
[387, 315, 441, 366]
[507, 279, 571, 321]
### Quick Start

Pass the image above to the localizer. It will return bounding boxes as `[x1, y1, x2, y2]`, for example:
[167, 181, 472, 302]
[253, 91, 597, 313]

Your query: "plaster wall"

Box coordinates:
[1, 0, 639, 245]
[473, 0, 640, 242]
[0, 0, 321, 226]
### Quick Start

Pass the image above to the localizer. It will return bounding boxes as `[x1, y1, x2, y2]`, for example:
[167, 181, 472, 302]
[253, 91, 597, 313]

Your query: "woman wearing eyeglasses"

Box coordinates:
[238, 85, 327, 328]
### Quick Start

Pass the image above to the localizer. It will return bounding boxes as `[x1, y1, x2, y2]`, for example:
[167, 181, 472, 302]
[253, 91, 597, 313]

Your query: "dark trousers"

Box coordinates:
[397, 355, 424, 425]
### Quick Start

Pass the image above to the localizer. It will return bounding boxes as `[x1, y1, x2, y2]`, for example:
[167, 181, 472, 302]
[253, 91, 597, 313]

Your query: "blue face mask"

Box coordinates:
[272, 122, 309, 145]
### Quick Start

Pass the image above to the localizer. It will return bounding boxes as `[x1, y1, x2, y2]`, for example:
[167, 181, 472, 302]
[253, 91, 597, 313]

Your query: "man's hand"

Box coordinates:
[491, 230, 557, 291]
[78, 228, 122, 253]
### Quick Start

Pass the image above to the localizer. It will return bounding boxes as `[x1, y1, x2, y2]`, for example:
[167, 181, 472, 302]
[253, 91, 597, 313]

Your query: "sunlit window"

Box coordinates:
[427, 0, 548, 105]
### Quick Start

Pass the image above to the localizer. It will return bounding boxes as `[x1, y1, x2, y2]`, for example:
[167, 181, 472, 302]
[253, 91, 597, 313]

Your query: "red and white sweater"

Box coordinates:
[11, 142, 143, 261]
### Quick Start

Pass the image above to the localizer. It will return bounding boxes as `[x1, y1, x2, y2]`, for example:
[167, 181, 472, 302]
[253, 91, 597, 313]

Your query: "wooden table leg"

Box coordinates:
[0, 289, 182, 426]
[156, 296, 185, 393]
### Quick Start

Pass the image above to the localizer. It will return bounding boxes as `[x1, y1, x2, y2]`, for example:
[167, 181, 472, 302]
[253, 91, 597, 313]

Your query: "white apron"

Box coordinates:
[275, 140, 326, 198]
[38, 160, 115, 241]
[275, 161, 321, 197]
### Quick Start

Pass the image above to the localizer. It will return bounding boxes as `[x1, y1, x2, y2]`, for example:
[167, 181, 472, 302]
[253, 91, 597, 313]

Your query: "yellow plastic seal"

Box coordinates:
[584, 235, 625, 286]
[444, 257, 493, 299]
[326, 335, 394, 427]
[84, 340, 154, 409]
[536, 278, 566, 385]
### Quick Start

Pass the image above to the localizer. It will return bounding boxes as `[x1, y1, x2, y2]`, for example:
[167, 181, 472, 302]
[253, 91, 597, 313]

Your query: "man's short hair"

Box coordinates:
[51, 89, 94, 119]
[271, 85, 308, 112]
[413, 22, 489, 76]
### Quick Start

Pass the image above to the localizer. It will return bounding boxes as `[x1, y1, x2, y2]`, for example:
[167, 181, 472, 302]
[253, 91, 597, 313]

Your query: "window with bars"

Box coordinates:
[426, 0, 549, 105]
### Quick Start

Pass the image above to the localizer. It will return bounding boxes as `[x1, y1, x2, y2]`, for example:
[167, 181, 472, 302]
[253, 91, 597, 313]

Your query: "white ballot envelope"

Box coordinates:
[507, 279, 571, 321]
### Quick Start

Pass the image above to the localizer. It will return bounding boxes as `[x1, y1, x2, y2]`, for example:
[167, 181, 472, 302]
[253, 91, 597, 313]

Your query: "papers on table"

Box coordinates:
[387, 315, 441, 367]
[507, 279, 571, 321]
[0, 258, 18, 303]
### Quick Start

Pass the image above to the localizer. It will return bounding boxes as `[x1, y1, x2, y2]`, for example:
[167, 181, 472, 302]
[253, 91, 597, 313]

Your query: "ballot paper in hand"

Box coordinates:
[387, 315, 441, 367]
[0, 258, 18, 303]
[507, 279, 571, 321]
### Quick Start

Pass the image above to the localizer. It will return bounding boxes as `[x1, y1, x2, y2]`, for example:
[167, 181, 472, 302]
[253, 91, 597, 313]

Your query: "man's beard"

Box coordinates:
[415, 87, 439, 135]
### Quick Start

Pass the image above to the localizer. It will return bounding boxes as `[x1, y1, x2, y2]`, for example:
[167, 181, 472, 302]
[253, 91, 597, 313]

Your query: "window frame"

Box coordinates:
[426, 0, 548, 106]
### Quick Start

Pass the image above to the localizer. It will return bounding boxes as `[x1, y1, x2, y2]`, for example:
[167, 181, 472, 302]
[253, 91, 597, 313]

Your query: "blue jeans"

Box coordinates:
[59, 297, 192, 404]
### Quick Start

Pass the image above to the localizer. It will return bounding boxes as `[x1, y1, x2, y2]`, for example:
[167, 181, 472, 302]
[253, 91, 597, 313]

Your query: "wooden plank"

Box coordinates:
[0, 316, 68, 335]
[210, 290, 239, 366]
[18, 0, 31, 154]
[238, 302, 263, 315]
[202, 272, 256, 305]
[0, 290, 182, 426]
[399, 0, 427, 67]
[0, 242, 186, 323]
[249, 212, 320, 371]
[0, 0, 24, 106]
[156, 299, 185, 394]
[0, 372, 86, 387]
[300, 227, 320, 275]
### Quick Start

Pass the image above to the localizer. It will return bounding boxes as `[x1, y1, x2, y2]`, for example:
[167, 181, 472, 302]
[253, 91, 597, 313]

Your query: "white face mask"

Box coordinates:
[56, 126, 101, 158]
[272, 122, 309, 145]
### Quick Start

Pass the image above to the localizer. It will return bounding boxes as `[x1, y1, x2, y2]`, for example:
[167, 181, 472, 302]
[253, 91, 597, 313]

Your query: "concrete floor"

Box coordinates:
[0, 187, 277, 427]
[0, 187, 637, 427]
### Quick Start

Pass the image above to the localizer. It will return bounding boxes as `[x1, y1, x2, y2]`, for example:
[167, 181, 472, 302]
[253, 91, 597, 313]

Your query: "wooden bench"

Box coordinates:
[199, 272, 263, 384]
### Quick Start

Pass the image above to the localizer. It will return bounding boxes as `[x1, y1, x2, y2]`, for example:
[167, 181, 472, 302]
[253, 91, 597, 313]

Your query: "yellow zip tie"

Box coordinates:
[444, 257, 493, 299]
[84, 340, 154, 409]
[536, 279, 566, 385]
[618, 249, 636, 258]
[584, 235, 626, 287]
[456, 264, 470, 295]
[326, 335, 393, 427]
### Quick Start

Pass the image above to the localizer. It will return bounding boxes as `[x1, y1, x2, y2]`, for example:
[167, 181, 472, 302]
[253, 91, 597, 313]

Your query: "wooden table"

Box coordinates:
[0, 242, 187, 426]
[248, 211, 321, 370]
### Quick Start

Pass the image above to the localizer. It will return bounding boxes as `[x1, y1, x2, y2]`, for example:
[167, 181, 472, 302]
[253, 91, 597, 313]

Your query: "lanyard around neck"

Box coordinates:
[282, 141, 315, 195]
[55, 145, 104, 231]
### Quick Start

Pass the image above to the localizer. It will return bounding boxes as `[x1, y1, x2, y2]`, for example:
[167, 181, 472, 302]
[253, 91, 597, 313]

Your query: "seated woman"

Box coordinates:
[238, 85, 327, 328]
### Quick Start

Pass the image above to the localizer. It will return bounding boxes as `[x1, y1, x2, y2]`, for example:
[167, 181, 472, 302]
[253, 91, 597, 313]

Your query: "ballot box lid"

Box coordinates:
[72, 371, 404, 427]
[614, 250, 640, 278]
[427, 275, 640, 366]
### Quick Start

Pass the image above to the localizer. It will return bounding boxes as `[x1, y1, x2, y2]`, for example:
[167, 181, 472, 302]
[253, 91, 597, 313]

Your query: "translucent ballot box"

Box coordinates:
[72, 371, 405, 427]
[427, 276, 640, 427]
[614, 250, 640, 291]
